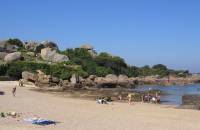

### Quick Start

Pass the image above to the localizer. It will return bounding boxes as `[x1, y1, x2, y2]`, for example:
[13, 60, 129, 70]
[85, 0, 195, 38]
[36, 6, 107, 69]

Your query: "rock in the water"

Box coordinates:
[41, 48, 69, 63]
[4, 52, 21, 62]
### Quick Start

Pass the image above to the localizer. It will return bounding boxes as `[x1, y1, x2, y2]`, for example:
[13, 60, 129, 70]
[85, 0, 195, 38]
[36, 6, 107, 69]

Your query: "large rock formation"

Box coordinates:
[24, 41, 38, 51]
[80, 44, 94, 50]
[0, 52, 8, 59]
[95, 74, 118, 88]
[0, 41, 6, 51]
[41, 48, 69, 63]
[118, 75, 130, 87]
[70, 74, 78, 84]
[53, 53, 69, 63]
[0, 40, 19, 52]
[22, 71, 37, 82]
[80, 44, 97, 57]
[41, 41, 58, 50]
[4, 52, 21, 62]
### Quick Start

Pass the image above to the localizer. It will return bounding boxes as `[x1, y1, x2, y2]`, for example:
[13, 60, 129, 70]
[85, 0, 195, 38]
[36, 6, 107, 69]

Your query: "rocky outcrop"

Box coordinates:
[4, 52, 21, 62]
[24, 41, 38, 51]
[180, 95, 200, 110]
[118, 75, 130, 87]
[0, 52, 8, 59]
[41, 41, 58, 50]
[94, 74, 137, 88]
[95, 74, 118, 88]
[70, 74, 78, 84]
[80, 44, 94, 50]
[80, 44, 97, 57]
[0, 41, 6, 51]
[81, 75, 97, 87]
[26, 52, 35, 57]
[41, 48, 69, 63]
[53, 53, 69, 63]
[41, 47, 55, 61]
[22, 71, 37, 82]
[0, 40, 19, 52]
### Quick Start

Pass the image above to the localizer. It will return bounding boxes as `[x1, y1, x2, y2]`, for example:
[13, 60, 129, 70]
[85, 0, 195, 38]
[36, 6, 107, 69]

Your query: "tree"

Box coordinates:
[152, 64, 167, 70]
[95, 66, 114, 77]
[139, 65, 152, 76]
[152, 64, 168, 77]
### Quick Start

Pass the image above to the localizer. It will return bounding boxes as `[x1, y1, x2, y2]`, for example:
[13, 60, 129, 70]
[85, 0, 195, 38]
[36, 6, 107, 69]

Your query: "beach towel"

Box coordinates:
[24, 118, 56, 125]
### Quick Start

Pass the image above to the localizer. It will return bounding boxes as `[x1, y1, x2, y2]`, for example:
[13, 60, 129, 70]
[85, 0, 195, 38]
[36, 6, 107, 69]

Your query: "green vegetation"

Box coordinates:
[6, 38, 24, 48]
[0, 38, 190, 80]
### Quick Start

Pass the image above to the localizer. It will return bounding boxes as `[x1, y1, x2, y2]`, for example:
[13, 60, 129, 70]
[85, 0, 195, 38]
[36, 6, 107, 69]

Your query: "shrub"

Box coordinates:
[7, 65, 22, 79]
[95, 66, 113, 77]
[0, 64, 8, 76]
[6, 38, 24, 47]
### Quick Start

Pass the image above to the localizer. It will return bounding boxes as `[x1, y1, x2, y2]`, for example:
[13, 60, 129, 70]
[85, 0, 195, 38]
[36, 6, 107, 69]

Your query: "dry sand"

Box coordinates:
[0, 81, 200, 130]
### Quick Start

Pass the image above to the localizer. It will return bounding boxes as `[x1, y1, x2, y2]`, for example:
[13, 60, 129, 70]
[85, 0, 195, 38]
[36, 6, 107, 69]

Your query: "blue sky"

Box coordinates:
[0, 0, 199, 72]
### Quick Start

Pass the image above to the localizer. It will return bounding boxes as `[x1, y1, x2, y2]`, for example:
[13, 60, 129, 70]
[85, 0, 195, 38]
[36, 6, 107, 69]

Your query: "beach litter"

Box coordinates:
[24, 117, 57, 126]
[0, 112, 6, 118]
[0, 111, 21, 118]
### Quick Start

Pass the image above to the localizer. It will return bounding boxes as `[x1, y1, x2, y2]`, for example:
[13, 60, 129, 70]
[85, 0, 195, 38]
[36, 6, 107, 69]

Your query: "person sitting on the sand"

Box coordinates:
[12, 86, 17, 97]
[97, 97, 107, 104]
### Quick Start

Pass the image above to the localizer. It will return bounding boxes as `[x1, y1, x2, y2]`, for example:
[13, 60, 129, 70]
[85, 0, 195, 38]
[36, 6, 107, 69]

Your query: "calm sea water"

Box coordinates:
[134, 84, 200, 105]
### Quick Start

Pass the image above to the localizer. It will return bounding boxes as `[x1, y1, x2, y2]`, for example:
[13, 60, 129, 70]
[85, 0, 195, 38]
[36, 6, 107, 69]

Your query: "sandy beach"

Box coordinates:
[0, 81, 200, 130]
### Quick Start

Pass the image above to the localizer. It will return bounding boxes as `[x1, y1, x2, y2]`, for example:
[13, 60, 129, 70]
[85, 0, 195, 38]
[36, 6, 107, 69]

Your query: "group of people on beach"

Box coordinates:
[14, 79, 160, 105]
[118, 92, 160, 105]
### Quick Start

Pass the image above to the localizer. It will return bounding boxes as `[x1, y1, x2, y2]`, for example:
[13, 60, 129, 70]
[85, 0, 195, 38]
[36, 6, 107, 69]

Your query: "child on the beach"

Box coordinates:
[128, 93, 133, 105]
